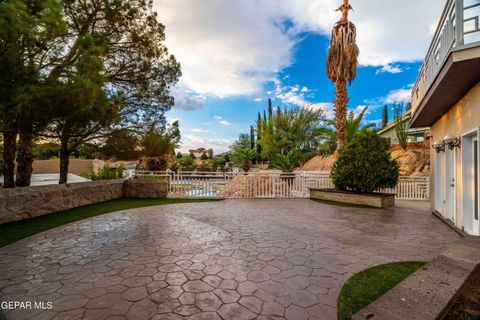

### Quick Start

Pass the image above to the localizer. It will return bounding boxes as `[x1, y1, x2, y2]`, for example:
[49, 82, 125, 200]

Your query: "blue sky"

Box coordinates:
[156, 0, 445, 153]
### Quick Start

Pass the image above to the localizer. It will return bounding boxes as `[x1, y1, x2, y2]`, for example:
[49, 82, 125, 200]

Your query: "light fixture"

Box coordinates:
[443, 135, 460, 150]
[432, 141, 445, 153]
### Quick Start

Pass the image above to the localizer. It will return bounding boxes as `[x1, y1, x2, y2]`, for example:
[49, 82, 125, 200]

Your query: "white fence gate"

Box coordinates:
[134, 171, 430, 201]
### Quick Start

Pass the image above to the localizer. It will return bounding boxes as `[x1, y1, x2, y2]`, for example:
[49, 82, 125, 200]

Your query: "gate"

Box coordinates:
[133, 171, 430, 200]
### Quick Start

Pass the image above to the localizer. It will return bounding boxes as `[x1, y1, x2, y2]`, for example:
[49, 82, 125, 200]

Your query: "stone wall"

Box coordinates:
[124, 179, 168, 199]
[0, 179, 168, 225]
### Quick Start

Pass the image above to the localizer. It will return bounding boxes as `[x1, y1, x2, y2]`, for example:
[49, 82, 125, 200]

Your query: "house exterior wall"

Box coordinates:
[430, 82, 480, 233]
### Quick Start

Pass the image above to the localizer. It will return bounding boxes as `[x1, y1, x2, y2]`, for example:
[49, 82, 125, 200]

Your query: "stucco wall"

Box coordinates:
[32, 159, 102, 174]
[0, 179, 168, 225]
[430, 81, 480, 231]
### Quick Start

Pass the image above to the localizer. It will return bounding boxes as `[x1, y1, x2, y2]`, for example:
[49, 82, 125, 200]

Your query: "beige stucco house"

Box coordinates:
[378, 110, 429, 145]
[410, 0, 480, 235]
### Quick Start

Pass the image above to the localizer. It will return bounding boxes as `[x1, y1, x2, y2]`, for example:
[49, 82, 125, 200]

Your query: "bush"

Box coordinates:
[32, 143, 60, 160]
[178, 157, 196, 172]
[88, 165, 124, 181]
[198, 161, 212, 172]
[169, 161, 180, 173]
[331, 130, 399, 193]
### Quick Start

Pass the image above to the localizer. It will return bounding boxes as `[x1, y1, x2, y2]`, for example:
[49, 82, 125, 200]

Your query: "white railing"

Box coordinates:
[381, 176, 430, 200]
[412, 0, 480, 113]
[133, 171, 430, 201]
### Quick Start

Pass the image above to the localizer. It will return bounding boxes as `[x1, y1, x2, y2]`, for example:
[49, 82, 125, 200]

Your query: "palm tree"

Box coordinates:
[269, 151, 301, 173]
[326, 0, 359, 154]
[231, 148, 257, 173]
[315, 107, 375, 154]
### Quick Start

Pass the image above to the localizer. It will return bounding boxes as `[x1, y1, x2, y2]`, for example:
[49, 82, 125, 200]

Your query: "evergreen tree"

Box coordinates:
[382, 105, 389, 128]
[256, 113, 262, 163]
[0, 0, 65, 187]
[250, 126, 255, 150]
[1, 0, 181, 185]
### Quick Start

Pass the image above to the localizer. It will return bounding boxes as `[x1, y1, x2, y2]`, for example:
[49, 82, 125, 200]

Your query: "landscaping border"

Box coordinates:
[309, 188, 396, 208]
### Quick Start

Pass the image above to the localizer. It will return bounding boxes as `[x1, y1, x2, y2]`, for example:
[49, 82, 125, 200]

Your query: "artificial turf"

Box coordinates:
[337, 261, 426, 320]
[0, 198, 218, 248]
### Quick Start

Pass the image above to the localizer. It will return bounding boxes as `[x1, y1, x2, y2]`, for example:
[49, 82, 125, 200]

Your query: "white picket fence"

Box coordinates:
[134, 171, 430, 201]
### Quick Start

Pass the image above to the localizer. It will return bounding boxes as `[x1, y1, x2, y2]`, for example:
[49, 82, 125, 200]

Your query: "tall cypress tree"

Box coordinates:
[250, 126, 255, 150]
[382, 105, 388, 128]
[268, 99, 274, 136]
[263, 110, 268, 133]
[256, 113, 262, 162]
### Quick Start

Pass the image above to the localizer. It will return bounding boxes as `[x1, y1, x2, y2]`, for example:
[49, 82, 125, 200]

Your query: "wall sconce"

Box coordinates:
[443, 135, 460, 150]
[432, 141, 445, 153]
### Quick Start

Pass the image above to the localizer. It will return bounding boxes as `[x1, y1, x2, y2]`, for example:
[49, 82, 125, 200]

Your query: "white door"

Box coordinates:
[473, 137, 479, 235]
[435, 152, 443, 214]
[445, 148, 456, 221]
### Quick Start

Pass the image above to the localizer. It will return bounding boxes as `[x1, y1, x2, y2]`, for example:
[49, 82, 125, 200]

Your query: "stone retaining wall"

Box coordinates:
[124, 178, 168, 199]
[0, 179, 168, 224]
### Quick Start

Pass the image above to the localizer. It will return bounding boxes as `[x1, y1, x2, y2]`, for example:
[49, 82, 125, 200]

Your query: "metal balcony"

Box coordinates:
[411, 0, 480, 127]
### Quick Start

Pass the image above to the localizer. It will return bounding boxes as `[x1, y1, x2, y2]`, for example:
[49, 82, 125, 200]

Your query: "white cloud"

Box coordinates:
[308, 102, 335, 120]
[180, 134, 233, 154]
[219, 120, 232, 126]
[191, 128, 210, 133]
[172, 83, 206, 111]
[376, 64, 403, 75]
[213, 116, 232, 126]
[274, 82, 315, 107]
[155, 0, 445, 98]
[383, 87, 413, 104]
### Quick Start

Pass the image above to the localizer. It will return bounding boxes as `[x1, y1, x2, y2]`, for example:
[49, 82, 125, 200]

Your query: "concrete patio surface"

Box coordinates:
[0, 199, 474, 320]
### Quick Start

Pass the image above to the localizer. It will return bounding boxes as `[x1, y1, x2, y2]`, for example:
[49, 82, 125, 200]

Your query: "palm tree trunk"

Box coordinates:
[2, 131, 17, 188]
[15, 131, 33, 187]
[334, 79, 348, 154]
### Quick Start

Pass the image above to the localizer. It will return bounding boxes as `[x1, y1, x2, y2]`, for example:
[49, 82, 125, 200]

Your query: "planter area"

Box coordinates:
[309, 188, 396, 208]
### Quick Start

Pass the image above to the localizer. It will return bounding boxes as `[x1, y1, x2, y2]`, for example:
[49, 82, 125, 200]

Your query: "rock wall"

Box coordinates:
[124, 179, 168, 199]
[301, 142, 431, 176]
[0, 179, 168, 225]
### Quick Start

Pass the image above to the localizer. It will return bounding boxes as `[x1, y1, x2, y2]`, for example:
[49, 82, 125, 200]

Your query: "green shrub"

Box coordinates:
[88, 165, 124, 181]
[169, 161, 180, 173]
[198, 161, 212, 172]
[331, 130, 399, 193]
[178, 157, 196, 171]
[32, 143, 60, 160]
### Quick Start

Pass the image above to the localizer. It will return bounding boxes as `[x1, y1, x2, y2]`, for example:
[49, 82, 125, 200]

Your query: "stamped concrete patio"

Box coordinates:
[0, 200, 470, 320]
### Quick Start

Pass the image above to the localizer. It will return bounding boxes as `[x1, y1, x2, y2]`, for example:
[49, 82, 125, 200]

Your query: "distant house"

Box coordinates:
[378, 110, 429, 145]
[410, 0, 480, 235]
[188, 149, 208, 158]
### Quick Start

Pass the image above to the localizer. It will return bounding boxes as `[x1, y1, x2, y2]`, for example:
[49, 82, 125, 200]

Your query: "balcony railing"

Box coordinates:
[411, 0, 480, 113]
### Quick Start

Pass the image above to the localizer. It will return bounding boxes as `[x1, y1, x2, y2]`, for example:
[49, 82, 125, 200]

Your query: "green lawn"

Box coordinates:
[0, 198, 218, 248]
[337, 261, 426, 320]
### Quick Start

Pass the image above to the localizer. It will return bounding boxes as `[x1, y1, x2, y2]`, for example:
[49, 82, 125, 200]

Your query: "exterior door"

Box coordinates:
[445, 148, 456, 221]
[473, 137, 479, 234]
[435, 152, 443, 214]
